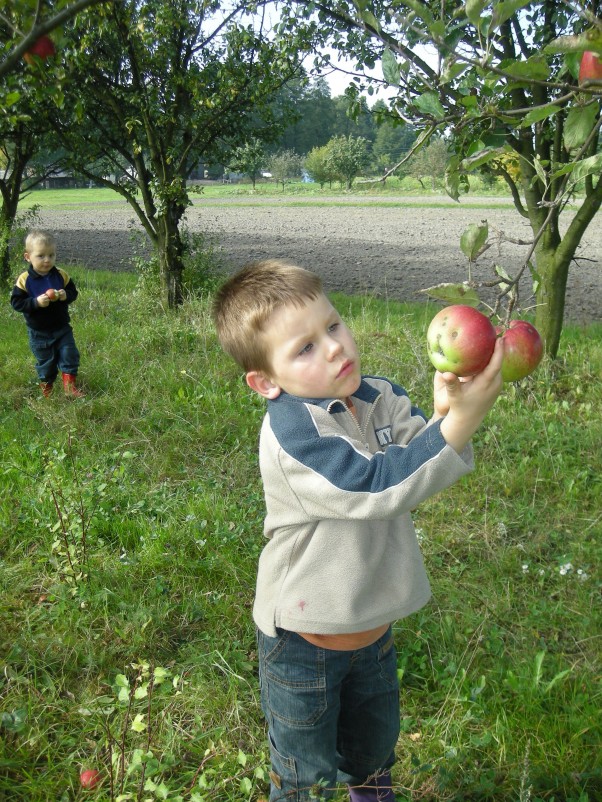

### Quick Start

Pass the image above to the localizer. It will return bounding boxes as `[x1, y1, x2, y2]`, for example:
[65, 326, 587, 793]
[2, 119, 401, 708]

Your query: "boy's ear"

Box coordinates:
[246, 371, 281, 399]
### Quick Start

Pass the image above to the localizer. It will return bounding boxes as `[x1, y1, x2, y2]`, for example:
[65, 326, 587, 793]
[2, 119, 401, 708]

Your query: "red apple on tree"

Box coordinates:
[79, 768, 102, 790]
[23, 35, 56, 65]
[579, 51, 602, 84]
[495, 320, 543, 382]
[426, 304, 497, 377]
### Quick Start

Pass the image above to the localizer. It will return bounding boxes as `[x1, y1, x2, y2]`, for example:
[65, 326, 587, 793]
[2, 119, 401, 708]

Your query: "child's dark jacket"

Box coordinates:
[10, 266, 78, 331]
[253, 376, 474, 638]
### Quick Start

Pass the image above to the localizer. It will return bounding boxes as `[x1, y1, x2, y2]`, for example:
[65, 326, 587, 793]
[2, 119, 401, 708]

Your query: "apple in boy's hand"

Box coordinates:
[79, 769, 102, 789]
[23, 35, 56, 65]
[46, 288, 57, 300]
[495, 320, 543, 382]
[579, 51, 602, 84]
[426, 304, 497, 377]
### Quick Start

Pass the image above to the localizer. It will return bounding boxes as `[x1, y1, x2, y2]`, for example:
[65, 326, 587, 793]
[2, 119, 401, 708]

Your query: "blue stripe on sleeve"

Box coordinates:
[268, 397, 445, 495]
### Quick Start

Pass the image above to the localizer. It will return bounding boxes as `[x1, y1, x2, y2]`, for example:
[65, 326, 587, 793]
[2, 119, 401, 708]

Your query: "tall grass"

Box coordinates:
[1, 268, 600, 801]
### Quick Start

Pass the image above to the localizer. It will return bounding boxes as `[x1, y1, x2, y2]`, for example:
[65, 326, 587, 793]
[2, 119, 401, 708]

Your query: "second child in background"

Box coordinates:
[10, 229, 85, 398]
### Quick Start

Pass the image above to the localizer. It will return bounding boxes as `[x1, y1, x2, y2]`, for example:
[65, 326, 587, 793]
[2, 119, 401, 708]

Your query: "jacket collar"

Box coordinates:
[267, 377, 381, 413]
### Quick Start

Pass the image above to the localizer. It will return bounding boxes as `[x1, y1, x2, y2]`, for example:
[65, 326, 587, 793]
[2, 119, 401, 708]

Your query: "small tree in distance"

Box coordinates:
[305, 145, 338, 188]
[228, 139, 265, 190]
[409, 138, 449, 191]
[325, 135, 369, 190]
[267, 149, 304, 191]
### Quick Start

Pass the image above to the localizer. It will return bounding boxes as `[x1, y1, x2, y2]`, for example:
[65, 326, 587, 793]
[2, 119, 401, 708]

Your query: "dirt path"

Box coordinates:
[36, 196, 601, 324]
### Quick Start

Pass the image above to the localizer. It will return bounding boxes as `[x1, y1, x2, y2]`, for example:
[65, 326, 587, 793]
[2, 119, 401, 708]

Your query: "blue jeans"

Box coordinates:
[258, 626, 400, 801]
[27, 325, 80, 383]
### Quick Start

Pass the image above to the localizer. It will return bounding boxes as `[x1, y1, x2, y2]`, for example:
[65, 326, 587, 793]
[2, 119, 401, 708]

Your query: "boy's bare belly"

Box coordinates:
[297, 623, 390, 651]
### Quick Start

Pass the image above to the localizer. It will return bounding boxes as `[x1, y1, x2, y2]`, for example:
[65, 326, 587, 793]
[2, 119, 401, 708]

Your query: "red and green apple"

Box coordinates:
[495, 320, 543, 382]
[426, 304, 497, 377]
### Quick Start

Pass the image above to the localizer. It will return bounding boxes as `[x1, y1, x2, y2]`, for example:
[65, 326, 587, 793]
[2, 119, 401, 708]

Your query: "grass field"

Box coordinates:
[1, 261, 600, 801]
[17, 174, 521, 211]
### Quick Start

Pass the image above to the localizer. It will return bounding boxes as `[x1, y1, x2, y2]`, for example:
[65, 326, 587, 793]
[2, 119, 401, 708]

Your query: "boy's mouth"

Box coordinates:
[337, 360, 354, 378]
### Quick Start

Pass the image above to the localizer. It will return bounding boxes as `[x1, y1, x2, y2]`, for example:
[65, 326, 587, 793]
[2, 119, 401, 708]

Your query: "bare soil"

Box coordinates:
[36, 195, 602, 323]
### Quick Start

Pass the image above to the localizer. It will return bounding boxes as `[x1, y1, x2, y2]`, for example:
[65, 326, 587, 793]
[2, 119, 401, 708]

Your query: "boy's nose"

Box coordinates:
[326, 337, 343, 359]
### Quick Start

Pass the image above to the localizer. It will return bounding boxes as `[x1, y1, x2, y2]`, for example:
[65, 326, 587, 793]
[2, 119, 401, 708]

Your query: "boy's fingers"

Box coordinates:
[485, 337, 505, 374]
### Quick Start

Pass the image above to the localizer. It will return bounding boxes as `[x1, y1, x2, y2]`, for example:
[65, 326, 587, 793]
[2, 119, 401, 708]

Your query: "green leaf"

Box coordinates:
[500, 56, 549, 81]
[131, 713, 147, 732]
[441, 58, 469, 85]
[551, 152, 602, 183]
[419, 283, 481, 306]
[519, 104, 561, 127]
[545, 31, 602, 57]
[5, 91, 20, 108]
[413, 91, 446, 119]
[382, 48, 400, 87]
[491, 0, 533, 30]
[459, 146, 505, 172]
[465, 0, 487, 27]
[533, 649, 546, 688]
[460, 222, 489, 261]
[563, 103, 599, 151]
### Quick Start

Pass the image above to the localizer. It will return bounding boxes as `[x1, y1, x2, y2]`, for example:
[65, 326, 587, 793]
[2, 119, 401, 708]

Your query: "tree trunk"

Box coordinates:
[533, 246, 568, 360]
[156, 210, 185, 308]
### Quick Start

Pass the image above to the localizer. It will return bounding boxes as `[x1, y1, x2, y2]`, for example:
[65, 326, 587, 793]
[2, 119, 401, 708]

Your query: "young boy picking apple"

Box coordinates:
[213, 259, 504, 801]
[10, 229, 84, 397]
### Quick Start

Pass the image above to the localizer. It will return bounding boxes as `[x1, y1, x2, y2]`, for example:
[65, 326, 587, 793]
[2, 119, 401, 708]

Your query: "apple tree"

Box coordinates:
[0, 0, 110, 80]
[287, 0, 602, 357]
[325, 133, 369, 188]
[0, 0, 112, 284]
[44, 0, 320, 307]
[228, 140, 266, 190]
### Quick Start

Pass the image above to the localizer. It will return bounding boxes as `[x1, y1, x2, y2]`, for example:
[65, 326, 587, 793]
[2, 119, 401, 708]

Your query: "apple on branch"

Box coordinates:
[495, 320, 543, 382]
[23, 35, 56, 65]
[426, 304, 497, 377]
[579, 51, 602, 84]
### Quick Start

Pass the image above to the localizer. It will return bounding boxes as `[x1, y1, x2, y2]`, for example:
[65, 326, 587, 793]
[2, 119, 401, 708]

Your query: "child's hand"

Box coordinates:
[57, 289, 66, 301]
[438, 337, 504, 453]
[37, 293, 50, 308]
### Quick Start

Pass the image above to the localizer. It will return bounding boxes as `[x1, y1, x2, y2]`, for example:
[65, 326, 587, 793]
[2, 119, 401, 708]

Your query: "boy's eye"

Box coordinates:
[299, 343, 313, 355]
[328, 322, 340, 333]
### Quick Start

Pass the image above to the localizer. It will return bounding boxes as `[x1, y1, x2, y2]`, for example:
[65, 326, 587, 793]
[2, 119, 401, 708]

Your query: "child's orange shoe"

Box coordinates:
[62, 373, 85, 398]
[40, 381, 53, 397]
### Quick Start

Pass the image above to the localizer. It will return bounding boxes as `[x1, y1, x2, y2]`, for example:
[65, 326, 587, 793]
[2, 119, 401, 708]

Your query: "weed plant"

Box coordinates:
[0, 269, 600, 801]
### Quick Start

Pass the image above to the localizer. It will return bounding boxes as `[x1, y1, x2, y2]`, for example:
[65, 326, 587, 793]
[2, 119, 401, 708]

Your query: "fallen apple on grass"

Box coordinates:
[579, 51, 602, 84]
[495, 320, 543, 382]
[426, 304, 497, 377]
[23, 35, 56, 65]
[79, 768, 102, 789]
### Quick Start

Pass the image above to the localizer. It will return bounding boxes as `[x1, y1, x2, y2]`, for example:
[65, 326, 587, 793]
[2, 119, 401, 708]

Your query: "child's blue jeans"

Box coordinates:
[27, 325, 80, 383]
[257, 626, 399, 801]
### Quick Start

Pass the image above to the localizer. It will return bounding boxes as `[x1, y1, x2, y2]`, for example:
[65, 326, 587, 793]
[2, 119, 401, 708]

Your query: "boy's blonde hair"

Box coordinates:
[213, 259, 323, 373]
[25, 229, 56, 252]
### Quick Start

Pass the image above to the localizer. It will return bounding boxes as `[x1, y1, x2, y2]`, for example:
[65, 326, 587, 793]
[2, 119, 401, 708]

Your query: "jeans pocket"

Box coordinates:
[260, 631, 328, 727]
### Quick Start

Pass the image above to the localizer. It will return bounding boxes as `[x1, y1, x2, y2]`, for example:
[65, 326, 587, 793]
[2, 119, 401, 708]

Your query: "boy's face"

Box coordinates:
[248, 293, 361, 401]
[25, 242, 56, 275]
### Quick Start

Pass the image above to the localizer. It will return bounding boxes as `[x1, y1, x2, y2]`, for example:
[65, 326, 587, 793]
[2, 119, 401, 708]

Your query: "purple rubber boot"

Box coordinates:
[348, 771, 396, 801]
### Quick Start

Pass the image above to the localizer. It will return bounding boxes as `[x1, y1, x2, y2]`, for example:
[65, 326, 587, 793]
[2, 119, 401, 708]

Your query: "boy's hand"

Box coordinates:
[37, 293, 50, 308]
[438, 337, 504, 453]
[57, 289, 66, 301]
